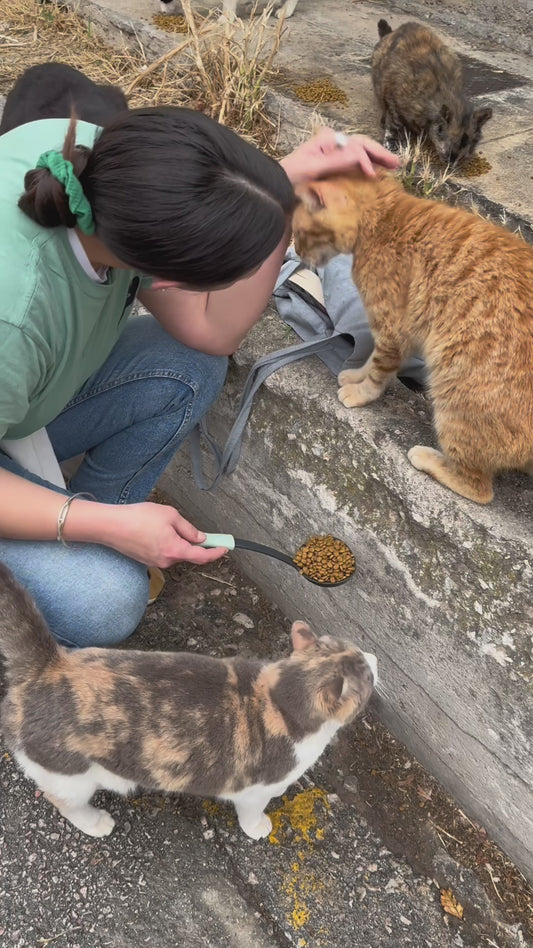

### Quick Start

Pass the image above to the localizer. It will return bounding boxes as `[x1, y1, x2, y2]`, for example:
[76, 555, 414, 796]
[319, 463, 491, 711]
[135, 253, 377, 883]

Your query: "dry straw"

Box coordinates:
[0, 0, 284, 152]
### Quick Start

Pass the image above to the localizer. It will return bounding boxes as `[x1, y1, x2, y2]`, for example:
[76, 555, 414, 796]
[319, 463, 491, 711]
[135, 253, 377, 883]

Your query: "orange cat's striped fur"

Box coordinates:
[293, 171, 533, 504]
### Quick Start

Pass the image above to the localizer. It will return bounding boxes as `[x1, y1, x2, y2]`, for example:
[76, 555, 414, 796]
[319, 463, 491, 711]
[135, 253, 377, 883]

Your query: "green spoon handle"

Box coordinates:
[199, 532, 236, 551]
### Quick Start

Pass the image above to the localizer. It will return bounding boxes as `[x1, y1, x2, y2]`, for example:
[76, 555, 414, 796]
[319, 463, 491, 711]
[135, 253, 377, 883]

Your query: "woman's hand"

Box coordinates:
[279, 127, 400, 186]
[68, 499, 227, 569]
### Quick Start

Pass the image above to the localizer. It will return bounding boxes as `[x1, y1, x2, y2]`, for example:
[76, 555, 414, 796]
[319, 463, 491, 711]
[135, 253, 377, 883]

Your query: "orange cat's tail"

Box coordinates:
[0, 562, 59, 683]
[378, 18, 393, 38]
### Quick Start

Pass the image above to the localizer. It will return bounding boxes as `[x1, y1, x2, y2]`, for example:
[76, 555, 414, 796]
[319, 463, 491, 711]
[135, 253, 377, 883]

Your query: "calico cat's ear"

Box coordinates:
[290, 621, 319, 651]
[318, 675, 344, 713]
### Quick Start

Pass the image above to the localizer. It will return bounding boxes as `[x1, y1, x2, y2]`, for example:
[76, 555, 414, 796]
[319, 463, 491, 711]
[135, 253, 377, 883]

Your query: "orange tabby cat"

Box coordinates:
[292, 170, 533, 503]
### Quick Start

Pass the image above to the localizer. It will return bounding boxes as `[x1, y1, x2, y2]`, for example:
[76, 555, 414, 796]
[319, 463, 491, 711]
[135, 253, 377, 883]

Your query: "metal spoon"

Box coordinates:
[200, 533, 355, 588]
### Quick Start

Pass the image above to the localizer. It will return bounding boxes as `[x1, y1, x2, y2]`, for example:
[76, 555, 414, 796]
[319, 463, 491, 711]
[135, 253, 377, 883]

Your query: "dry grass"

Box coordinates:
[0, 0, 283, 151]
[396, 134, 457, 199]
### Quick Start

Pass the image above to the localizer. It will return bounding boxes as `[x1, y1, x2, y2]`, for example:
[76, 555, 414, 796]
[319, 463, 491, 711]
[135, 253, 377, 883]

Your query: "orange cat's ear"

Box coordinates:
[291, 621, 319, 651]
[296, 184, 326, 212]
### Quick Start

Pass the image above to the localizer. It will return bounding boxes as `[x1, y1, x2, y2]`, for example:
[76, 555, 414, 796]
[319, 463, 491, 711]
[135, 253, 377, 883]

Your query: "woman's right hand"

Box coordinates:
[67, 499, 227, 568]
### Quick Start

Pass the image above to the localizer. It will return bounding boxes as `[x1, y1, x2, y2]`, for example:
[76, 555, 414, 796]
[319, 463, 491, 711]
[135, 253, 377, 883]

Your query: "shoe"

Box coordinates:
[147, 567, 166, 605]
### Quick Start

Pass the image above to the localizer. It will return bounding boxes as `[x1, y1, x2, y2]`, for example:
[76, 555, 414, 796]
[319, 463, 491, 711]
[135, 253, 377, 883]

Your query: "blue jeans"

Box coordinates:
[0, 316, 227, 648]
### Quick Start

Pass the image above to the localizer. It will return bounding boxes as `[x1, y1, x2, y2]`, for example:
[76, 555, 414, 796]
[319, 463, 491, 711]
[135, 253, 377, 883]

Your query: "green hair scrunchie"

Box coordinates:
[36, 150, 95, 235]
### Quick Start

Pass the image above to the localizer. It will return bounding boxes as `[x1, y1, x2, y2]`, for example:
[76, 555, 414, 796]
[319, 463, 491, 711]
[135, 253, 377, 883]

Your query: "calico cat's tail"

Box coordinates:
[378, 18, 393, 38]
[0, 562, 59, 682]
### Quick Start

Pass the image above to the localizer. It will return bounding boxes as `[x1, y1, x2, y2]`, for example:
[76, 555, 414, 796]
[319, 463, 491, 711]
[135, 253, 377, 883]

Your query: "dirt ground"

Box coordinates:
[137, 488, 533, 944]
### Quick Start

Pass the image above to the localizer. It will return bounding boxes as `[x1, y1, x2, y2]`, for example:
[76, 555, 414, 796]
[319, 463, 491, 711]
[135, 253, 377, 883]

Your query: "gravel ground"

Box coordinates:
[0, 552, 528, 948]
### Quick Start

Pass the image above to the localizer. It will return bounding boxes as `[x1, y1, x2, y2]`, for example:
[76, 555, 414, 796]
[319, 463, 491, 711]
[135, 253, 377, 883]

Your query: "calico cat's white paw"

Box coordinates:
[240, 813, 272, 840]
[338, 378, 382, 407]
[63, 804, 116, 837]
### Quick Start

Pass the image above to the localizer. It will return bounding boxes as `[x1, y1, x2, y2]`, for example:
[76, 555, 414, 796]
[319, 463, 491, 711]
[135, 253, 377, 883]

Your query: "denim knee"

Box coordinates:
[183, 352, 228, 424]
[0, 542, 149, 649]
[49, 551, 150, 648]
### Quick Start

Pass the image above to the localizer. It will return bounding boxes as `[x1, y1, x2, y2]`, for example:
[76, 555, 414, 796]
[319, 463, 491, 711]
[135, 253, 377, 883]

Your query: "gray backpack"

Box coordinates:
[190, 251, 425, 490]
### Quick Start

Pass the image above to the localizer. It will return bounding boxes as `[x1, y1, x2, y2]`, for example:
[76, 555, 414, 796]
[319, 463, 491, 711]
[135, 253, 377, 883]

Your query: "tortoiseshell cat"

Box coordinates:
[292, 171, 533, 504]
[0, 562, 377, 838]
[372, 19, 493, 165]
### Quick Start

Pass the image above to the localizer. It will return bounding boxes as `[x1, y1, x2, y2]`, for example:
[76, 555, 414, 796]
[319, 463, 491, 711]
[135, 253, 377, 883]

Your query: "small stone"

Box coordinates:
[247, 872, 259, 885]
[232, 612, 254, 629]
[203, 829, 215, 840]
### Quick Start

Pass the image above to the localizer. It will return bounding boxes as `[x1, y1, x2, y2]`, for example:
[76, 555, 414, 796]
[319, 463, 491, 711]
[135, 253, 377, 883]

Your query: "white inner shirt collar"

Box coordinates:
[68, 228, 109, 283]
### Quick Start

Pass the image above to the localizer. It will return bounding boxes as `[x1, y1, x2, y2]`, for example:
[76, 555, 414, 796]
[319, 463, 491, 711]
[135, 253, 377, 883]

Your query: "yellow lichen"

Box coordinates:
[268, 788, 330, 936]
[202, 800, 220, 817]
[268, 787, 330, 845]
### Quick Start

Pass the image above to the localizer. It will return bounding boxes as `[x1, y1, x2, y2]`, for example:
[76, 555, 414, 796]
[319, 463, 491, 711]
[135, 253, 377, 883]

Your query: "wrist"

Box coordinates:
[61, 496, 121, 547]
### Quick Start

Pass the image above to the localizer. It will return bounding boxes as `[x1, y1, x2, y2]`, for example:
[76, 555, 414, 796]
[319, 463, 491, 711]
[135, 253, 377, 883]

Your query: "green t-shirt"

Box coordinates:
[0, 118, 148, 441]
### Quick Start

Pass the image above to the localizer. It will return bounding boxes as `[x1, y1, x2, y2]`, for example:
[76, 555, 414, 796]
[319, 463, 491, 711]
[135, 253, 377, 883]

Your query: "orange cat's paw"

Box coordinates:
[408, 446, 494, 503]
[338, 366, 369, 386]
[408, 445, 443, 471]
[338, 378, 382, 408]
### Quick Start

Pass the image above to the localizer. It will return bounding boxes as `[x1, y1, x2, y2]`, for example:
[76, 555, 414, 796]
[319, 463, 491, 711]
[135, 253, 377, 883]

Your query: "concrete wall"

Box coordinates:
[386, 0, 533, 53]
[160, 311, 533, 883]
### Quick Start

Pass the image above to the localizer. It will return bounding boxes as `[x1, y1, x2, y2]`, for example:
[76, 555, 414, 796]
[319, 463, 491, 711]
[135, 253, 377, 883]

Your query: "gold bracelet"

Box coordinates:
[56, 492, 95, 546]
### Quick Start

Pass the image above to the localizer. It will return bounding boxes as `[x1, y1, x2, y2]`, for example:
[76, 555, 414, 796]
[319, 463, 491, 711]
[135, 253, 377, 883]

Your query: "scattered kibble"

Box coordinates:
[293, 534, 355, 585]
[459, 153, 492, 177]
[292, 78, 348, 105]
[152, 13, 190, 32]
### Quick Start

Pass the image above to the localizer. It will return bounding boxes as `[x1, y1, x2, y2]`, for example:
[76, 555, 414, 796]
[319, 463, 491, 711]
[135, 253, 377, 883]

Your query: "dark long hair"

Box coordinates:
[19, 107, 295, 288]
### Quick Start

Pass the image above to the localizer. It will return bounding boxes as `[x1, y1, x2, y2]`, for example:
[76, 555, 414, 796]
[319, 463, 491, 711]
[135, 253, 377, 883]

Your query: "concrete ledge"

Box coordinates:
[160, 309, 533, 883]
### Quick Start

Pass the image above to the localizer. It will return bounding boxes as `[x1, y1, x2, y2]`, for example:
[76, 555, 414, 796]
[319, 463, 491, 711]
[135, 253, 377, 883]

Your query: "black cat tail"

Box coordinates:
[378, 19, 392, 38]
[0, 562, 60, 682]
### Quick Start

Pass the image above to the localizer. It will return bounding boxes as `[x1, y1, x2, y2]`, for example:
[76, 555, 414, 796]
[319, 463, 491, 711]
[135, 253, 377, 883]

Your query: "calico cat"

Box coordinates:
[0, 562, 377, 839]
[292, 171, 533, 504]
[371, 19, 493, 166]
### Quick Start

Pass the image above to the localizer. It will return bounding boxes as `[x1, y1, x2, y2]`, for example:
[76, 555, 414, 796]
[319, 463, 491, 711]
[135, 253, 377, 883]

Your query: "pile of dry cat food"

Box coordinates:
[152, 13, 190, 33]
[460, 153, 492, 177]
[293, 534, 355, 584]
[292, 77, 348, 105]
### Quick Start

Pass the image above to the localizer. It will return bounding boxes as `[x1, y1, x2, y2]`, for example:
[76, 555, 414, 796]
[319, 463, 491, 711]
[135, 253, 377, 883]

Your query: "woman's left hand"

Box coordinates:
[279, 127, 400, 186]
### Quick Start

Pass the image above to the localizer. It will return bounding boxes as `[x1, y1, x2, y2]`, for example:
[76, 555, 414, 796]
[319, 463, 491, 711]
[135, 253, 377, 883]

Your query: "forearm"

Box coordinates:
[0, 469, 226, 569]
[0, 468, 110, 543]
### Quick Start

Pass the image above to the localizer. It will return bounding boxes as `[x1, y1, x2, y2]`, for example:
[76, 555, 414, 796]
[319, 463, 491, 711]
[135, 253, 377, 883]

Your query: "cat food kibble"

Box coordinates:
[460, 154, 492, 177]
[152, 13, 190, 32]
[293, 535, 355, 585]
[293, 78, 348, 105]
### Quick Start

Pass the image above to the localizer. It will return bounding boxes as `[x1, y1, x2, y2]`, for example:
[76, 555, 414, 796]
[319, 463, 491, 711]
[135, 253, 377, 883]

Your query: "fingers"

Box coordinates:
[170, 508, 207, 544]
[350, 148, 376, 177]
[182, 545, 228, 566]
[362, 139, 401, 169]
